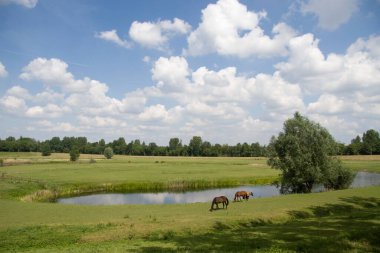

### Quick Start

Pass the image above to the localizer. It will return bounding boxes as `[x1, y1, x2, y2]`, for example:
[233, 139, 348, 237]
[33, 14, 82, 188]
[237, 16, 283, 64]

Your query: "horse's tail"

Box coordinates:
[234, 193, 237, 201]
[225, 197, 229, 207]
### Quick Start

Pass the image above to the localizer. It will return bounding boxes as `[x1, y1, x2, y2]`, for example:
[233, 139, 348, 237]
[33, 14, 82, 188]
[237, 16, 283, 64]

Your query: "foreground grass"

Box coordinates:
[0, 186, 379, 252]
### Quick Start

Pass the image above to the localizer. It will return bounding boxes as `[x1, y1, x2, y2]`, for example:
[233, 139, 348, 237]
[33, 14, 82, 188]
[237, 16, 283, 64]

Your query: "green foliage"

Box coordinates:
[103, 147, 114, 159]
[268, 112, 354, 193]
[69, 147, 80, 162]
[0, 158, 3, 167]
[362, 129, 380, 155]
[40, 143, 51, 156]
[189, 136, 202, 156]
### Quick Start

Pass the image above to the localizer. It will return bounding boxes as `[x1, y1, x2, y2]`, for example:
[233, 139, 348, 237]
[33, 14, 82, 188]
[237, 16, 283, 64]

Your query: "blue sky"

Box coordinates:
[0, 0, 379, 145]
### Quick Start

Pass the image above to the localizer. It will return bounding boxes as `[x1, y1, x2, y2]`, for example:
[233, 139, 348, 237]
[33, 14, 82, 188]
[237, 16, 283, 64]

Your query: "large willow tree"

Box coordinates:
[267, 112, 354, 193]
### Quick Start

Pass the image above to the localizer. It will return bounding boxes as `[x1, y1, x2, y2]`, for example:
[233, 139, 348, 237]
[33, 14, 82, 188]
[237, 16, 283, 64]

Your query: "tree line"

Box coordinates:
[0, 129, 379, 157]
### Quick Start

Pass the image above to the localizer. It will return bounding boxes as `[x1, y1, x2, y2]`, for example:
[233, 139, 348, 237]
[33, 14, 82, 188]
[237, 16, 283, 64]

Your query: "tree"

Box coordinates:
[41, 143, 51, 156]
[267, 112, 354, 193]
[69, 146, 80, 161]
[362, 129, 380, 155]
[104, 147, 114, 159]
[189, 136, 202, 156]
[345, 136, 362, 155]
[168, 138, 182, 156]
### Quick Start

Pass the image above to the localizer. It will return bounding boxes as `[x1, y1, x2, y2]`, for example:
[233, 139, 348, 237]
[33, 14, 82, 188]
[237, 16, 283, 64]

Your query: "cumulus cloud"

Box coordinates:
[95, 29, 131, 48]
[0, 62, 7, 77]
[151, 56, 190, 91]
[20, 58, 73, 86]
[307, 94, 362, 114]
[129, 18, 191, 50]
[0, 0, 38, 8]
[276, 34, 380, 95]
[25, 104, 70, 118]
[301, 0, 359, 30]
[0, 95, 27, 113]
[185, 0, 297, 58]
[5, 86, 31, 100]
[150, 56, 305, 122]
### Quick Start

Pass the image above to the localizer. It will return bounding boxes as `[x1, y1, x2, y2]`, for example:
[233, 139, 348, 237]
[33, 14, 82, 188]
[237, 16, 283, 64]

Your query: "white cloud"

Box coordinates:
[138, 104, 169, 121]
[96, 29, 131, 48]
[78, 115, 125, 128]
[25, 104, 70, 118]
[0, 95, 27, 112]
[20, 58, 73, 86]
[0, 0, 37, 8]
[151, 56, 190, 92]
[301, 0, 359, 30]
[0, 62, 8, 77]
[129, 18, 191, 50]
[276, 34, 380, 95]
[5, 86, 31, 100]
[307, 93, 362, 114]
[185, 0, 297, 58]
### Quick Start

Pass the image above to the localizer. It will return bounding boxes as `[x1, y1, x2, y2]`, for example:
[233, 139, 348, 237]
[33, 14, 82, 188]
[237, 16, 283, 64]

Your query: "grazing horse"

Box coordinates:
[234, 191, 253, 201]
[209, 196, 229, 211]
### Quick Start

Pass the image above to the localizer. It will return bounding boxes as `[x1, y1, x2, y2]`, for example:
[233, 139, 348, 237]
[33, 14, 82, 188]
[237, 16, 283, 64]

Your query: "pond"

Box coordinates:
[57, 172, 380, 205]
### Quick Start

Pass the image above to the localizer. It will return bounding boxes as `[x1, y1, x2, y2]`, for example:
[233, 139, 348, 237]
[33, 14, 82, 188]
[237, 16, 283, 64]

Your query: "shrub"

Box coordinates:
[70, 147, 80, 162]
[41, 144, 51, 156]
[103, 147, 114, 159]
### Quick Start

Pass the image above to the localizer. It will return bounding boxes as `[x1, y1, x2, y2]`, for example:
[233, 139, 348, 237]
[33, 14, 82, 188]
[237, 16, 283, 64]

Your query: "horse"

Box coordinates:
[209, 196, 229, 211]
[234, 191, 253, 201]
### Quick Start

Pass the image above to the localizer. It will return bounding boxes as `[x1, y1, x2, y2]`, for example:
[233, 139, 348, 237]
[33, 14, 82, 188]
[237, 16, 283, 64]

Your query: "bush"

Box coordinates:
[70, 147, 80, 161]
[41, 144, 51, 156]
[104, 147, 114, 159]
[323, 159, 355, 190]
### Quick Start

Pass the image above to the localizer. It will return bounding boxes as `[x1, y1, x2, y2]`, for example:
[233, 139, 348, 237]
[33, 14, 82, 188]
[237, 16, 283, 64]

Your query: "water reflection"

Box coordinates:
[57, 172, 380, 205]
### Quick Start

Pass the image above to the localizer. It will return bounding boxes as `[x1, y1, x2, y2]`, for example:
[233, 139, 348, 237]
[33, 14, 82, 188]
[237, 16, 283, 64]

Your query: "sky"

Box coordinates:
[0, 0, 379, 145]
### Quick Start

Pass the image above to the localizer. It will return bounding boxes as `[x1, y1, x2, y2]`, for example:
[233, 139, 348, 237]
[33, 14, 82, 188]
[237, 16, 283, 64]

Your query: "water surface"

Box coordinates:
[58, 172, 380, 205]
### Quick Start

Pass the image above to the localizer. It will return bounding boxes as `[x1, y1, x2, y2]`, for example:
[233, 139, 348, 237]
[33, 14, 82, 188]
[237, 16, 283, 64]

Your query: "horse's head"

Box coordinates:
[249, 192, 254, 196]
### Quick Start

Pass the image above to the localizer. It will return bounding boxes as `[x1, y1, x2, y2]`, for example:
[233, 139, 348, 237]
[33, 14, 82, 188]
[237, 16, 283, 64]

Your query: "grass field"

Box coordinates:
[0, 153, 379, 252]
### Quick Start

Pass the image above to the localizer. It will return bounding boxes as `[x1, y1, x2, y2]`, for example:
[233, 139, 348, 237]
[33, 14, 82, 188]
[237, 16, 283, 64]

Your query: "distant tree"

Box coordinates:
[362, 129, 380, 155]
[41, 143, 51, 156]
[49, 137, 62, 152]
[104, 147, 114, 159]
[345, 136, 362, 155]
[69, 146, 80, 161]
[169, 138, 182, 156]
[267, 112, 354, 193]
[189, 136, 202, 156]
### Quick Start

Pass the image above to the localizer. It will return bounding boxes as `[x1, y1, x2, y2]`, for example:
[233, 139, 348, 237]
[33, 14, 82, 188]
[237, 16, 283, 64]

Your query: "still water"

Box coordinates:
[57, 172, 380, 205]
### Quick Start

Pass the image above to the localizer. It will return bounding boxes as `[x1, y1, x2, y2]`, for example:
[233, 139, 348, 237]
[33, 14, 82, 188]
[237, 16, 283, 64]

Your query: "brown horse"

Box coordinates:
[209, 196, 229, 211]
[234, 191, 253, 201]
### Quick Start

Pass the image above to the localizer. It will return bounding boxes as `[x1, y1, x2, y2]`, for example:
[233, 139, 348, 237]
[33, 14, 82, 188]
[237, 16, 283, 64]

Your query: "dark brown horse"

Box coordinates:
[209, 196, 229, 211]
[234, 191, 253, 201]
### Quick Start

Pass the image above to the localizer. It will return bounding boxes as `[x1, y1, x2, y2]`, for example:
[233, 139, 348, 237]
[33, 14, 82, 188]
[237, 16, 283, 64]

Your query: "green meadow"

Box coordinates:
[0, 153, 380, 252]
